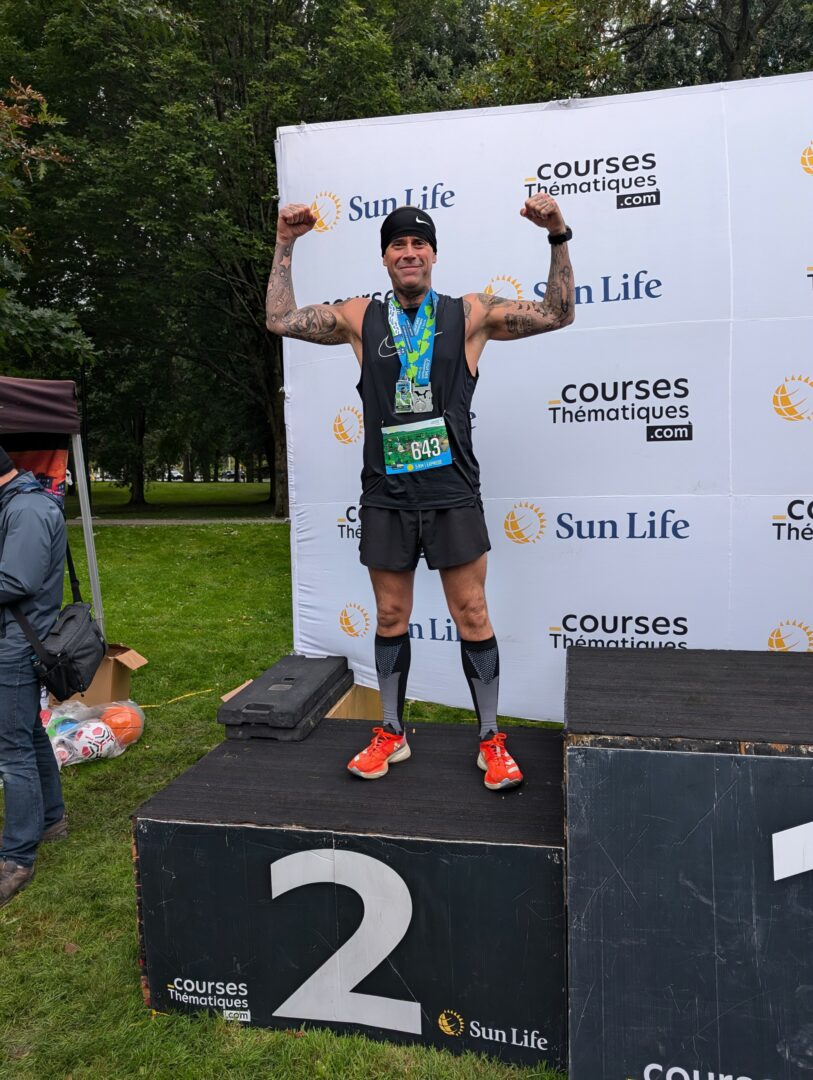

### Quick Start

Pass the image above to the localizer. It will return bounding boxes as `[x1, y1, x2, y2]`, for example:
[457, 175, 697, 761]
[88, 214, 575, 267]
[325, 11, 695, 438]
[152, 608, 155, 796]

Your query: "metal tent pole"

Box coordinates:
[70, 433, 104, 634]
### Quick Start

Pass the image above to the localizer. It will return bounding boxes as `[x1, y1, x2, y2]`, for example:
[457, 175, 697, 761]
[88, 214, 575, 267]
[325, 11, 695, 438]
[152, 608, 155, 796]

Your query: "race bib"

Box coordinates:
[382, 416, 453, 475]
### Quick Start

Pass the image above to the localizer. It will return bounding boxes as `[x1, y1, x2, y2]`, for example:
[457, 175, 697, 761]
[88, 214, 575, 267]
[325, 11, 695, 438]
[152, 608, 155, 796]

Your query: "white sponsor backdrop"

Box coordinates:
[277, 73, 813, 722]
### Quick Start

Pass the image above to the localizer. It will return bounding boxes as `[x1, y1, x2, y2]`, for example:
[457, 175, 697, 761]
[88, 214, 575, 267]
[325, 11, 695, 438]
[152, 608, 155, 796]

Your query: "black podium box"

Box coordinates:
[133, 719, 566, 1068]
[565, 648, 813, 1080]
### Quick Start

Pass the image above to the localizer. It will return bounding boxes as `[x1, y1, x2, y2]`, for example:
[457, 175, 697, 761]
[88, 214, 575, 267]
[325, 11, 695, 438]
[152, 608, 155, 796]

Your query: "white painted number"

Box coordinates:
[270, 848, 422, 1034]
[773, 819, 813, 881]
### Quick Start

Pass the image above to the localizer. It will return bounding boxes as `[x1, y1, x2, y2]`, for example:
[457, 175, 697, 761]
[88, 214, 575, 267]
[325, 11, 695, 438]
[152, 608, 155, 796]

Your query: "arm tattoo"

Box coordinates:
[280, 305, 343, 344]
[476, 293, 512, 309]
[504, 313, 536, 336]
[266, 239, 345, 344]
[480, 243, 574, 338]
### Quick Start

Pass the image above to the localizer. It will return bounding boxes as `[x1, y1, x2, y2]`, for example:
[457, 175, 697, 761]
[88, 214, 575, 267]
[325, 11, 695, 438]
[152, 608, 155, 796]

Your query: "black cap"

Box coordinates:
[380, 206, 437, 255]
[0, 446, 14, 475]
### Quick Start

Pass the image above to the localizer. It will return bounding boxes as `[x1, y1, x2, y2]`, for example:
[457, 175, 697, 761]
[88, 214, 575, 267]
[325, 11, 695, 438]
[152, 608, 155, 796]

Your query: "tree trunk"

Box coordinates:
[233, 455, 241, 482]
[183, 451, 194, 483]
[246, 454, 255, 484]
[201, 459, 211, 482]
[129, 405, 147, 506]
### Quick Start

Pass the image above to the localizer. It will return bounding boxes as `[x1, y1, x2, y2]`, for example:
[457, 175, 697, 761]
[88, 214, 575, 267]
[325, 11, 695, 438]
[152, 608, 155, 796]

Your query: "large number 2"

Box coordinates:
[270, 849, 422, 1034]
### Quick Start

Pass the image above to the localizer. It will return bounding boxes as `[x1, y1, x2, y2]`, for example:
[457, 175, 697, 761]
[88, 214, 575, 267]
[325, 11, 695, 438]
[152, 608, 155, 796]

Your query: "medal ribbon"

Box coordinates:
[387, 290, 437, 386]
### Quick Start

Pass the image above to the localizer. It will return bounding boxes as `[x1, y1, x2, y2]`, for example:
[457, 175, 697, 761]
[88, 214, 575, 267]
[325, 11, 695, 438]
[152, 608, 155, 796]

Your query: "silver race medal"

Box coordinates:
[411, 384, 433, 413]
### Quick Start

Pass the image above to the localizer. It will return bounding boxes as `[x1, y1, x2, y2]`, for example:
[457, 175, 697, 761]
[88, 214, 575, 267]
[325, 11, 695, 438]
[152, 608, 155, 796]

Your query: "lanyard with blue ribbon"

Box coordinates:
[388, 289, 437, 386]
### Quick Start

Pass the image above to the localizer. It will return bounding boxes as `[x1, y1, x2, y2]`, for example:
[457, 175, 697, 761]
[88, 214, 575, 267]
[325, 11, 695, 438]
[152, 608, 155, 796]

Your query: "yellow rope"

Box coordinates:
[141, 688, 215, 709]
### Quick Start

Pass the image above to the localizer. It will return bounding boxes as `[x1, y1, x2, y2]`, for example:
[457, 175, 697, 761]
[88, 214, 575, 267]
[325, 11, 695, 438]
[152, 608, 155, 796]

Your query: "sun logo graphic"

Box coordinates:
[772, 375, 813, 421]
[333, 405, 363, 444]
[438, 1009, 465, 1037]
[483, 275, 524, 300]
[504, 502, 546, 544]
[310, 192, 341, 233]
[801, 142, 813, 175]
[339, 603, 370, 638]
[768, 620, 813, 652]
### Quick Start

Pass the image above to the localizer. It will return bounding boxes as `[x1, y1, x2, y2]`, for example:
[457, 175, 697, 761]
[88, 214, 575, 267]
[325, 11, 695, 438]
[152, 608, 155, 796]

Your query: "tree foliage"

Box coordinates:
[0, 0, 808, 506]
[0, 77, 92, 373]
[607, 0, 813, 90]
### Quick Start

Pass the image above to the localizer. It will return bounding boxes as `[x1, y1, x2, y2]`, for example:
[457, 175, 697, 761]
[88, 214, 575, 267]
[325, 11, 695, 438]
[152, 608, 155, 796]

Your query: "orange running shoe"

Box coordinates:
[347, 727, 411, 780]
[477, 732, 523, 791]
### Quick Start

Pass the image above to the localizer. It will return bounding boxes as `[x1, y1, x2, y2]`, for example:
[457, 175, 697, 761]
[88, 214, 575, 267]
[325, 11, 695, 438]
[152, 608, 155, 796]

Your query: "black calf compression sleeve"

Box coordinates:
[375, 632, 411, 735]
[461, 635, 500, 740]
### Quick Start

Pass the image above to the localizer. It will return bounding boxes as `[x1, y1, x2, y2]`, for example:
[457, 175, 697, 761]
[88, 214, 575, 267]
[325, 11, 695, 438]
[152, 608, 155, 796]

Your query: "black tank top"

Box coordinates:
[356, 294, 481, 509]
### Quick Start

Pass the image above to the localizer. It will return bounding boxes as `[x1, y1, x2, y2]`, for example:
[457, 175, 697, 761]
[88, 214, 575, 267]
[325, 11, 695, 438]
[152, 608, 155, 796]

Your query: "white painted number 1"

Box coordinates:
[270, 849, 422, 1034]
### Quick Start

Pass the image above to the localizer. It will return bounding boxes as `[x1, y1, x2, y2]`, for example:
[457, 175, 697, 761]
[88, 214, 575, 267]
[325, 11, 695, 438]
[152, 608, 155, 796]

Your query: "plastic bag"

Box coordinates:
[41, 700, 145, 769]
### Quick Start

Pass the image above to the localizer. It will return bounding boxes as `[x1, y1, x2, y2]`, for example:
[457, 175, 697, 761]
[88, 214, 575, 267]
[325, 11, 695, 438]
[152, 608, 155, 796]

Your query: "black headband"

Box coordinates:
[380, 206, 437, 255]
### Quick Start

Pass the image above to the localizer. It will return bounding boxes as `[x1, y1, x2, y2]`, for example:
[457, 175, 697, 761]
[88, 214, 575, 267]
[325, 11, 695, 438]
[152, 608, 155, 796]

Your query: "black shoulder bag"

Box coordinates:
[8, 541, 107, 702]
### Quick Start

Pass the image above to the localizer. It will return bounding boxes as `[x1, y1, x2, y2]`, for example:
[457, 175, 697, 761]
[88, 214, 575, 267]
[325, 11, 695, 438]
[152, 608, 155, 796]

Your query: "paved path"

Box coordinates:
[68, 517, 288, 526]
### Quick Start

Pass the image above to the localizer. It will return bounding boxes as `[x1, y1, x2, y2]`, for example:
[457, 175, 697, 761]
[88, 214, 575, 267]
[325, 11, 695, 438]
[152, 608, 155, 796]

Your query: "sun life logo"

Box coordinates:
[801, 142, 813, 175]
[339, 603, 370, 639]
[310, 192, 341, 232]
[768, 620, 813, 652]
[483, 275, 524, 300]
[504, 502, 546, 544]
[438, 1009, 465, 1037]
[772, 376, 813, 421]
[333, 406, 363, 444]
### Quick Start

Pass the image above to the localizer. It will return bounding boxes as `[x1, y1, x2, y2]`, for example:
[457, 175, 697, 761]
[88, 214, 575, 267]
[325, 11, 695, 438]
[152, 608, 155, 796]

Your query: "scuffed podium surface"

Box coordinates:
[135, 718, 564, 845]
[566, 647, 813, 744]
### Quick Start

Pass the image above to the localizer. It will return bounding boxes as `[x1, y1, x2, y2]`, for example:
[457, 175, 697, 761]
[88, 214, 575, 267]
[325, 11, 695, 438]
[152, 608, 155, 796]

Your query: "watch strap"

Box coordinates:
[548, 226, 573, 246]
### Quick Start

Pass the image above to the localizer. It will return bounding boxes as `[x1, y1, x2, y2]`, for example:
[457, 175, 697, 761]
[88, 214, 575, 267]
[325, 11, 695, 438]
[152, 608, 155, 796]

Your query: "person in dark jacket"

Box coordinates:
[0, 445, 67, 908]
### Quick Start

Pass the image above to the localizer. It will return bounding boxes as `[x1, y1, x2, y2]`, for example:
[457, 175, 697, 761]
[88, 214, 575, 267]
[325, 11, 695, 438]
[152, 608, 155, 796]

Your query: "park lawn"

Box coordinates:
[0, 523, 565, 1080]
[64, 481, 278, 519]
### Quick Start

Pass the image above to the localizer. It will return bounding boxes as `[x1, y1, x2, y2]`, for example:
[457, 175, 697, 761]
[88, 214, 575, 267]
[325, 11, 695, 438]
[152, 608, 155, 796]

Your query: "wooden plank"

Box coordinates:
[326, 684, 383, 721]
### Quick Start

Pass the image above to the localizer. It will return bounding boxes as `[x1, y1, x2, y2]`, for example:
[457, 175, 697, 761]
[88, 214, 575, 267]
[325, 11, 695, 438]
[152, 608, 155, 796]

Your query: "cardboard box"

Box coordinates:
[68, 644, 148, 706]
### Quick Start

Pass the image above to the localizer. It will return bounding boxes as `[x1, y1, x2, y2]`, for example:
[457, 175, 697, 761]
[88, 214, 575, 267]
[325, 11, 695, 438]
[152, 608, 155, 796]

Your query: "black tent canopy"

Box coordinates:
[0, 376, 81, 434]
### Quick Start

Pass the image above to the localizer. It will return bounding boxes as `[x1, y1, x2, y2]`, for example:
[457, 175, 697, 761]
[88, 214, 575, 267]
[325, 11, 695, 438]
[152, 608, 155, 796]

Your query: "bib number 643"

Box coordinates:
[410, 437, 441, 461]
[270, 849, 422, 1034]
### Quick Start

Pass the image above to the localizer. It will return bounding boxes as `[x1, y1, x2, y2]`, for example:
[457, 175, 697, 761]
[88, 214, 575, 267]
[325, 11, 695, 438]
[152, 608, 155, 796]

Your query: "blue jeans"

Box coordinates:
[0, 656, 64, 866]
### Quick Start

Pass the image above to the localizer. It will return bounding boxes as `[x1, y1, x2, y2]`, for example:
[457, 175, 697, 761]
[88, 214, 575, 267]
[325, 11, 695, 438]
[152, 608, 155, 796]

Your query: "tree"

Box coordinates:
[113, 0, 406, 514]
[1, 0, 407, 513]
[606, 0, 812, 90]
[454, 0, 811, 107]
[0, 77, 92, 373]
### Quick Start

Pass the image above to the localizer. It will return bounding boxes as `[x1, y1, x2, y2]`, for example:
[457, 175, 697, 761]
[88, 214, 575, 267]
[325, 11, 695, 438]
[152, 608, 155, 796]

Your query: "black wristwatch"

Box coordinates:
[548, 226, 573, 246]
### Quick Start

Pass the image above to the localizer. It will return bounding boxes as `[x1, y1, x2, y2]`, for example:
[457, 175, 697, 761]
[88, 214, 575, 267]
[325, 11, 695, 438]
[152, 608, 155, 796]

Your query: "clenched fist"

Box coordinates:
[520, 193, 566, 235]
[276, 203, 317, 244]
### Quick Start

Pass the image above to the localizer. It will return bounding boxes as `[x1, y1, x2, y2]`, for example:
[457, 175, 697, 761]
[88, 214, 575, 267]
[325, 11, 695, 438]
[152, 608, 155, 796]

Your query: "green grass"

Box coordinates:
[0, 523, 566, 1080]
[65, 481, 277, 519]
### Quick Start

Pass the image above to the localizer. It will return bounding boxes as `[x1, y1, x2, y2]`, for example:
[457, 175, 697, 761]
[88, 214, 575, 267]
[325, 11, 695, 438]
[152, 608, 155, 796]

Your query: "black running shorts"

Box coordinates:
[359, 505, 491, 572]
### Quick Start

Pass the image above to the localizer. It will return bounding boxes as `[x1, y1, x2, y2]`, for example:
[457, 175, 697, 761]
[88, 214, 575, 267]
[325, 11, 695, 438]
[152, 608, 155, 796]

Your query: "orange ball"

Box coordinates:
[100, 703, 144, 747]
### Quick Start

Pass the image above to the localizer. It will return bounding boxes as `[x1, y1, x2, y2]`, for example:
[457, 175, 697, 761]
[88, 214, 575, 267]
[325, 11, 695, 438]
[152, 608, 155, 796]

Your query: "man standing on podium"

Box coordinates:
[266, 194, 574, 790]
